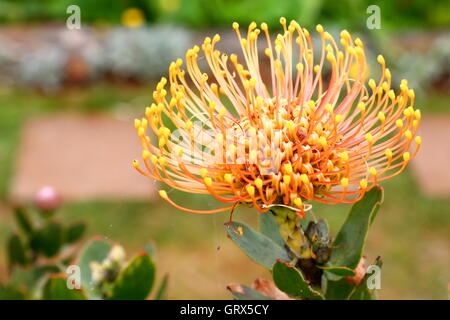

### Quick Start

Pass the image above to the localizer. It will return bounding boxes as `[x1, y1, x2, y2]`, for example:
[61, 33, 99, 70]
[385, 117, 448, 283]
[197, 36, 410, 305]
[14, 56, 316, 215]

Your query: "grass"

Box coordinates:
[0, 84, 449, 299]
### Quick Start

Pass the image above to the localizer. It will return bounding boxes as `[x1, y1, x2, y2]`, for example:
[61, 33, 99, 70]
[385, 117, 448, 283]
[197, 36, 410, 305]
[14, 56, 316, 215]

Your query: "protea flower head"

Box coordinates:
[133, 18, 421, 216]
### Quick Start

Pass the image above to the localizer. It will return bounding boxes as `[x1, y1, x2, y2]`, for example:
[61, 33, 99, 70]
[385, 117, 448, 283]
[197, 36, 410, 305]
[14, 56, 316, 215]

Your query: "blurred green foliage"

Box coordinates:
[0, 0, 449, 29]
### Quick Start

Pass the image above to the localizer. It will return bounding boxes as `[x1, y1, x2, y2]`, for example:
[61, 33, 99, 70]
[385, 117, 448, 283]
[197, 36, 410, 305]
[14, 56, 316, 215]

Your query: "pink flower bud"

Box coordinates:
[34, 186, 61, 211]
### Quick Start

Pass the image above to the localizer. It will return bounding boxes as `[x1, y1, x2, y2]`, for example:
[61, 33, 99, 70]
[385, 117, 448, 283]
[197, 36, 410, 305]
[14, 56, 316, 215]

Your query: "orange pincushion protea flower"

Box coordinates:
[133, 19, 421, 216]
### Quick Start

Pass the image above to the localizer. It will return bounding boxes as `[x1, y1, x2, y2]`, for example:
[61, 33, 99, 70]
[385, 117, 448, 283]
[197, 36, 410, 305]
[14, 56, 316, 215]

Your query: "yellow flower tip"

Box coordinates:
[219, 106, 227, 118]
[385, 148, 392, 159]
[261, 22, 268, 31]
[293, 197, 303, 208]
[339, 152, 349, 162]
[396, 119, 404, 128]
[403, 152, 411, 162]
[204, 177, 213, 187]
[368, 79, 376, 89]
[232, 22, 239, 30]
[300, 174, 309, 184]
[284, 163, 293, 175]
[388, 90, 395, 100]
[224, 173, 233, 184]
[185, 120, 193, 131]
[365, 133, 373, 144]
[355, 38, 363, 47]
[279, 17, 286, 25]
[138, 127, 147, 138]
[377, 54, 385, 65]
[246, 185, 255, 197]
[255, 178, 263, 189]
[340, 29, 350, 40]
[415, 136, 422, 145]
[158, 137, 166, 148]
[415, 109, 421, 120]
[158, 157, 166, 167]
[316, 24, 324, 33]
[341, 177, 349, 188]
[200, 168, 208, 178]
[283, 175, 291, 185]
[325, 103, 333, 113]
[357, 102, 366, 113]
[385, 68, 391, 80]
[335, 114, 343, 124]
[360, 179, 368, 189]
[142, 150, 150, 160]
[408, 89, 415, 99]
[404, 130, 412, 140]
[132, 159, 139, 169]
[158, 190, 168, 200]
[378, 111, 386, 122]
[134, 119, 141, 129]
[369, 167, 377, 176]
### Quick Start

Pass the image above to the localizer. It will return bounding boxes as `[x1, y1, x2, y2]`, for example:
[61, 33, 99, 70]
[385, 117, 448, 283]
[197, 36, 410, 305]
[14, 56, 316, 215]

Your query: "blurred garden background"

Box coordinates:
[0, 0, 449, 299]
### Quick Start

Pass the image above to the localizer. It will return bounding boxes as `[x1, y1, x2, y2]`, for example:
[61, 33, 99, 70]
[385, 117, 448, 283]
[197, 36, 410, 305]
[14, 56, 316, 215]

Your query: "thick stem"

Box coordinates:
[269, 206, 324, 286]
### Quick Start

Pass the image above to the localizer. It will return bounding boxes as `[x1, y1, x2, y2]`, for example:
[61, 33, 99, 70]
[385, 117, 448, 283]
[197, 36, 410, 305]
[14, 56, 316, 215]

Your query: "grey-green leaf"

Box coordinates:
[228, 285, 271, 300]
[325, 187, 383, 274]
[272, 261, 324, 300]
[225, 221, 290, 270]
[259, 212, 284, 247]
[77, 238, 111, 299]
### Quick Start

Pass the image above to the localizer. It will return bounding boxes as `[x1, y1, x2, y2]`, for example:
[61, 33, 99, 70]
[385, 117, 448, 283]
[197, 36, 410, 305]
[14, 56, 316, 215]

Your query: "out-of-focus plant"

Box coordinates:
[394, 34, 450, 94]
[18, 47, 68, 92]
[0, 186, 168, 300]
[105, 26, 193, 81]
[0, 186, 86, 299]
[133, 19, 421, 300]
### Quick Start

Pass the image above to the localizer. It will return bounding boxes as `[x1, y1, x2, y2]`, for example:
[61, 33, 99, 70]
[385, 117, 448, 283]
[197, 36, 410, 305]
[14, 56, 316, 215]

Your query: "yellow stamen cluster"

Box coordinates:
[133, 19, 422, 215]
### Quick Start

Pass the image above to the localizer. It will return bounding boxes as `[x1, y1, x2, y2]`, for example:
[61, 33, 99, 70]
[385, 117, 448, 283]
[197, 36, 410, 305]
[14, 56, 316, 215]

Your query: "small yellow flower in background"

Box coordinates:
[133, 18, 422, 216]
[159, 0, 181, 13]
[121, 8, 145, 28]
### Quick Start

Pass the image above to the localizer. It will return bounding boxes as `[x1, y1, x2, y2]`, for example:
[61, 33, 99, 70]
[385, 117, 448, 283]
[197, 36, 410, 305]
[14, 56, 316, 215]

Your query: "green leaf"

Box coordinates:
[7, 233, 28, 266]
[77, 238, 111, 299]
[319, 266, 355, 277]
[259, 212, 284, 247]
[228, 285, 270, 300]
[42, 275, 87, 300]
[225, 221, 290, 270]
[272, 261, 324, 300]
[348, 257, 383, 300]
[14, 207, 33, 235]
[109, 253, 155, 300]
[29, 223, 63, 258]
[154, 274, 169, 300]
[324, 278, 355, 300]
[325, 187, 383, 274]
[10, 265, 60, 290]
[64, 223, 87, 244]
[0, 284, 26, 300]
